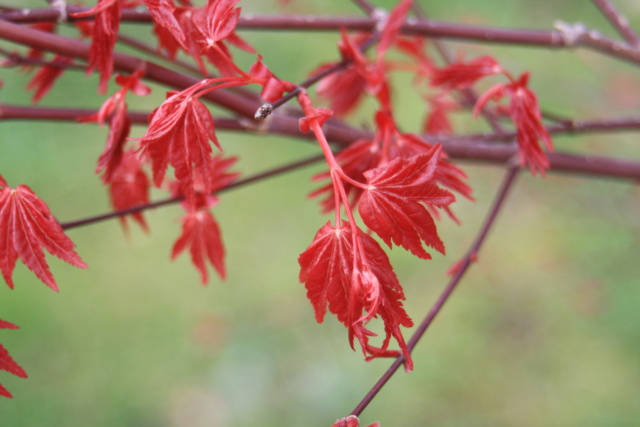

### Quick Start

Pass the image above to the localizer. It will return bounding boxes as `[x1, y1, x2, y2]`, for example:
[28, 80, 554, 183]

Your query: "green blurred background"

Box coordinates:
[1, 0, 640, 426]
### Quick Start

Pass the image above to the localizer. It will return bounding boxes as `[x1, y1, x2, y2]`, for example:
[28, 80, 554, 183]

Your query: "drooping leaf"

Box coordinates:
[299, 221, 413, 369]
[107, 150, 151, 232]
[171, 209, 226, 284]
[71, 0, 124, 93]
[376, 0, 413, 61]
[144, 0, 186, 46]
[136, 81, 221, 202]
[430, 56, 503, 90]
[358, 147, 455, 259]
[474, 72, 553, 175]
[0, 177, 87, 290]
[331, 415, 380, 427]
[25, 55, 73, 103]
[0, 319, 27, 399]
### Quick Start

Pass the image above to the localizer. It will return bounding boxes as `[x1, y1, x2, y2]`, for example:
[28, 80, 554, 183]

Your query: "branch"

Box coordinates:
[59, 154, 326, 230]
[2, 103, 640, 181]
[351, 166, 521, 417]
[591, 0, 640, 46]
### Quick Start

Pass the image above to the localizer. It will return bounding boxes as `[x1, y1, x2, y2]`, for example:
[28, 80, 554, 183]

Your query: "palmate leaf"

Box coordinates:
[0, 176, 87, 291]
[137, 83, 221, 203]
[171, 209, 225, 284]
[358, 146, 455, 259]
[298, 221, 413, 369]
[0, 320, 27, 399]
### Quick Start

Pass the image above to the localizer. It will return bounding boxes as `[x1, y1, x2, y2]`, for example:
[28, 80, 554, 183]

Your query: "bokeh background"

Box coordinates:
[1, 0, 640, 426]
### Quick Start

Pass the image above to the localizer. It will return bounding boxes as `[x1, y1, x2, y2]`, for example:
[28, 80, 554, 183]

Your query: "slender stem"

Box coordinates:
[59, 154, 326, 230]
[351, 166, 520, 417]
[590, 0, 640, 46]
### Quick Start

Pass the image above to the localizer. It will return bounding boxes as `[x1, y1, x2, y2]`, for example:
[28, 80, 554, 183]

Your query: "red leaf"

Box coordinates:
[299, 221, 413, 369]
[71, 0, 122, 93]
[191, 0, 255, 75]
[0, 319, 27, 399]
[25, 55, 73, 103]
[144, 0, 186, 46]
[358, 147, 455, 259]
[171, 209, 226, 284]
[0, 177, 88, 291]
[248, 56, 296, 102]
[136, 81, 221, 201]
[474, 73, 553, 175]
[170, 154, 240, 212]
[108, 150, 151, 232]
[430, 56, 503, 90]
[376, 0, 413, 61]
[96, 102, 131, 183]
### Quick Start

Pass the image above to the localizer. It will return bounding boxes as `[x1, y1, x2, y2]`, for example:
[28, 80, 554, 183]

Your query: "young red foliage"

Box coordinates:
[191, 0, 255, 76]
[136, 80, 224, 202]
[25, 55, 73, 103]
[423, 94, 457, 135]
[71, 0, 131, 93]
[474, 72, 554, 175]
[170, 154, 239, 283]
[359, 146, 456, 259]
[430, 56, 503, 90]
[0, 319, 27, 399]
[0, 176, 87, 291]
[298, 221, 413, 369]
[108, 150, 151, 232]
[248, 56, 296, 102]
[171, 209, 226, 283]
[82, 71, 150, 183]
[376, 0, 413, 62]
[143, 0, 186, 47]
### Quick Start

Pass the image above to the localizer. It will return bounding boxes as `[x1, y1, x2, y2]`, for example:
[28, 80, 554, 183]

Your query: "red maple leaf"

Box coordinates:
[81, 71, 150, 183]
[474, 72, 553, 175]
[0, 176, 88, 290]
[71, 0, 130, 93]
[191, 0, 255, 76]
[171, 209, 226, 284]
[359, 146, 455, 259]
[25, 55, 73, 103]
[136, 80, 223, 202]
[248, 56, 296, 102]
[108, 150, 151, 232]
[143, 0, 186, 47]
[0, 319, 27, 399]
[376, 0, 413, 61]
[298, 221, 413, 369]
[430, 56, 503, 90]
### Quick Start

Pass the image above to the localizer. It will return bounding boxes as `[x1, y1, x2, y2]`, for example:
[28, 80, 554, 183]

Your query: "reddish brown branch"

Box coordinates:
[351, 166, 521, 417]
[59, 154, 326, 230]
[591, 0, 640, 46]
[2, 103, 640, 181]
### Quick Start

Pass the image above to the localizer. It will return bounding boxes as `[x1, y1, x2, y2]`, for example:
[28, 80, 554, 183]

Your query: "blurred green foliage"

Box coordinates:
[1, 0, 640, 426]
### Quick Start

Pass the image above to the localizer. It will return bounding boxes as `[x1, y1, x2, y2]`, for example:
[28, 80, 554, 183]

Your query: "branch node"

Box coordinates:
[372, 8, 389, 33]
[554, 20, 588, 46]
[52, 0, 68, 23]
[254, 103, 273, 120]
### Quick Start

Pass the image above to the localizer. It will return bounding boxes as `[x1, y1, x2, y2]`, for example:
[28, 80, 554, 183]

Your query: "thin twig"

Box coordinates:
[59, 154, 326, 230]
[590, 0, 640, 46]
[351, 165, 521, 417]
